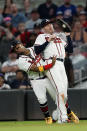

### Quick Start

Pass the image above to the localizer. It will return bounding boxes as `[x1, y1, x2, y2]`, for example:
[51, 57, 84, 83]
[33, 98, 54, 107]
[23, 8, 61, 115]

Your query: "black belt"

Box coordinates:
[56, 58, 64, 62]
[30, 76, 47, 80]
[50, 57, 64, 62]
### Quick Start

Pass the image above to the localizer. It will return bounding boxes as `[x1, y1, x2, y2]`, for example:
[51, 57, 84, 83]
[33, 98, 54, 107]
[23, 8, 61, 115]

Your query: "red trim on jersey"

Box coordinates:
[44, 63, 53, 70]
[27, 62, 33, 72]
[55, 43, 60, 57]
[48, 70, 62, 122]
[59, 43, 62, 57]
[31, 48, 41, 66]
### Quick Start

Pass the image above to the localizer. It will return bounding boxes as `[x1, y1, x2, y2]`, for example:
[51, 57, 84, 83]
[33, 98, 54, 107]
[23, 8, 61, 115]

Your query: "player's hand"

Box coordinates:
[48, 35, 56, 42]
[52, 56, 56, 66]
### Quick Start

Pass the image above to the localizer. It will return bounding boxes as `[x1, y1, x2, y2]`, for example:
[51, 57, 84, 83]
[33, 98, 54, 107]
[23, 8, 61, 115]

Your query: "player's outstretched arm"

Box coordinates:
[34, 35, 56, 55]
[30, 56, 56, 72]
[34, 41, 49, 55]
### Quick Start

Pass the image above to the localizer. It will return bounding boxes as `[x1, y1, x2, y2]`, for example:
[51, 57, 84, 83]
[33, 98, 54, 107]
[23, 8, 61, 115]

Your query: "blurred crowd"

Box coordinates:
[0, 0, 87, 89]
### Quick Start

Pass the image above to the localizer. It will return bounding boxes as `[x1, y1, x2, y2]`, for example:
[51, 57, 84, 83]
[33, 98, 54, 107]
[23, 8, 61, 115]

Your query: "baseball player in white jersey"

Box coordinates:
[0, 25, 79, 124]
[17, 44, 79, 124]
[12, 42, 57, 124]
[0, 26, 55, 124]
[14, 42, 78, 124]
[34, 19, 69, 123]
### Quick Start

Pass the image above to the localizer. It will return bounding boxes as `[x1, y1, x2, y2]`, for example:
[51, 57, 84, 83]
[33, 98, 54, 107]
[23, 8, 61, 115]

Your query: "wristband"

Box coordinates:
[38, 66, 44, 72]
[44, 63, 53, 70]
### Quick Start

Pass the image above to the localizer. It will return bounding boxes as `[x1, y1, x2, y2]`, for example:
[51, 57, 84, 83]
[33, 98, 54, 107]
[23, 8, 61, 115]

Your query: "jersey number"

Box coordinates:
[45, 37, 62, 43]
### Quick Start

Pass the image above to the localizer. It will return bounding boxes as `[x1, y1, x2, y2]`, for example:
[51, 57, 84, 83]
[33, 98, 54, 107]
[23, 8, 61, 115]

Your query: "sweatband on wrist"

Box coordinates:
[38, 66, 44, 72]
[44, 63, 53, 70]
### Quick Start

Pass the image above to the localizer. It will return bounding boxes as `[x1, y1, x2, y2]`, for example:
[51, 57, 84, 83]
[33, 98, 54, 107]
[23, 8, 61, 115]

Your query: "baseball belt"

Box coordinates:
[56, 58, 64, 62]
[50, 57, 64, 62]
[30, 76, 47, 80]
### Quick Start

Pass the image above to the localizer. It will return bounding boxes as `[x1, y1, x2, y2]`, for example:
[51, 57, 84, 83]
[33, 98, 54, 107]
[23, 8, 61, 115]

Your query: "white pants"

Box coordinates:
[46, 60, 68, 122]
[31, 78, 56, 104]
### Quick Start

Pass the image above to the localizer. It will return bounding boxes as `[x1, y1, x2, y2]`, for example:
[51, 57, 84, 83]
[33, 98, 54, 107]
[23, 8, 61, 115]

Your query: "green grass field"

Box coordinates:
[0, 120, 87, 131]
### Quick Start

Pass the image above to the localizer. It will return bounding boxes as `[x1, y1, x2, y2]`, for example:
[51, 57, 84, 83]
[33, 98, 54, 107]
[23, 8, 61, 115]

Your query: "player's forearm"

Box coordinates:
[30, 63, 53, 72]
[38, 63, 53, 72]
[22, 49, 30, 56]
[34, 41, 49, 55]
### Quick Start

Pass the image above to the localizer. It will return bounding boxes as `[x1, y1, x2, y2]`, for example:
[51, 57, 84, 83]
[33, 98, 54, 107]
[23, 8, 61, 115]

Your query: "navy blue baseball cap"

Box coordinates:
[40, 19, 51, 28]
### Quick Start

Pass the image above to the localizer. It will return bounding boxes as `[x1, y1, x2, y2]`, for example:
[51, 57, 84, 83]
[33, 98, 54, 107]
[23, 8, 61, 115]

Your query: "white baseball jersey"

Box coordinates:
[34, 33, 67, 60]
[18, 47, 53, 80]
[18, 47, 57, 105]
[57, 32, 67, 42]
[35, 33, 68, 122]
[18, 47, 46, 80]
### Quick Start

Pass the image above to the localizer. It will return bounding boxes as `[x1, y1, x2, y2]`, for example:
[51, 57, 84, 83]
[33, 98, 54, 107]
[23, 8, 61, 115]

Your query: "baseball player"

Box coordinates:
[13, 42, 56, 124]
[34, 19, 73, 123]
[0, 26, 55, 124]
[53, 19, 79, 123]
[14, 38, 79, 124]
[0, 26, 79, 124]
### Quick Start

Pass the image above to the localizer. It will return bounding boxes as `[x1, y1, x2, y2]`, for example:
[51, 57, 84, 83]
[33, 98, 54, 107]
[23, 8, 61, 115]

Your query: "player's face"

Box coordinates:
[15, 44, 25, 53]
[43, 24, 54, 34]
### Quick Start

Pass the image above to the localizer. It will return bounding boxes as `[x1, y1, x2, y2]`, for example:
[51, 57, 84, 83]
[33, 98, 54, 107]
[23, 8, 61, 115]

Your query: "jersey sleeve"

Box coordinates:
[37, 59, 52, 66]
[18, 57, 32, 72]
[61, 39, 68, 47]
[59, 33, 67, 42]
[34, 34, 46, 46]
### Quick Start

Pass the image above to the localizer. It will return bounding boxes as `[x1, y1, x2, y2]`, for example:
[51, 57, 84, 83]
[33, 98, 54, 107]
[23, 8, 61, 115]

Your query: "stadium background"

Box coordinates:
[0, 0, 86, 8]
[0, 1, 87, 130]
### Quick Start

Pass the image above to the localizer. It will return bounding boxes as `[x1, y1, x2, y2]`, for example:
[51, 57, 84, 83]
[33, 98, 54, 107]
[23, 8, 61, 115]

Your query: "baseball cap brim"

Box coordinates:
[40, 19, 51, 28]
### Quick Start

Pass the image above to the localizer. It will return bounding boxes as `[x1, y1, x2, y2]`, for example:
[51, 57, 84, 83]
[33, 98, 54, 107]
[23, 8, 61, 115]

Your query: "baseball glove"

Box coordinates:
[56, 19, 71, 32]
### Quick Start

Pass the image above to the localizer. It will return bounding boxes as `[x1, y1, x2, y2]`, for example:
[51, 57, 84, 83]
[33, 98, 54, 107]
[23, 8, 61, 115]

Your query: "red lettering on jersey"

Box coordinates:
[45, 37, 49, 41]
[54, 38, 62, 43]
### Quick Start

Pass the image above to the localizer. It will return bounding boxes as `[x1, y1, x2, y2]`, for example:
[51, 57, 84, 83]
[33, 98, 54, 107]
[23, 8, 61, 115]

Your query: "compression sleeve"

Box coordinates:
[65, 35, 73, 54]
[34, 41, 49, 55]
[44, 63, 53, 70]
[38, 63, 53, 72]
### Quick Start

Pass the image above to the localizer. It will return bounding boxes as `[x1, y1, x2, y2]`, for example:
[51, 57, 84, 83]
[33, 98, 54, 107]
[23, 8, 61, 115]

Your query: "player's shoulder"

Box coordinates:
[37, 33, 46, 38]
[57, 32, 67, 42]
[27, 46, 34, 51]
[35, 33, 47, 45]
[28, 46, 36, 58]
